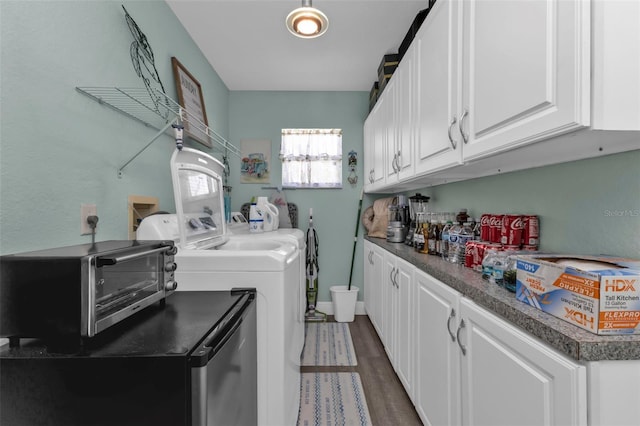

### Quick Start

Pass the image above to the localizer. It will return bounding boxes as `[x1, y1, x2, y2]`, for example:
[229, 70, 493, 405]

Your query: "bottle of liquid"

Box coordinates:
[447, 222, 462, 263]
[456, 209, 469, 225]
[435, 220, 445, 256]
[449, 222, 473, 264]
[441, 220, 453, 261]
[427, 219, 440, 255]
[249, 202, 264, 233]
[472, 218, 481, 240]
[481, 248, 499, 281]
[414, 212, 426, 252]
[492, 250, 510, 287]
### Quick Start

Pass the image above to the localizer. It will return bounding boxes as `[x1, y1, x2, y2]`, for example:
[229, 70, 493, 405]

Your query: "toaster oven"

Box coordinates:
[0, 240, 178, 346]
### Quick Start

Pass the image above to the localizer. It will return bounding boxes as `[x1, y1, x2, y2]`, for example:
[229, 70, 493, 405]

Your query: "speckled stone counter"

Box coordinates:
[366, 237, 640, 362]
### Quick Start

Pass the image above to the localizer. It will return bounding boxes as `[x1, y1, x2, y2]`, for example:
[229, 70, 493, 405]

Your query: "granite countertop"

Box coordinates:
[365, 237, 640, 362]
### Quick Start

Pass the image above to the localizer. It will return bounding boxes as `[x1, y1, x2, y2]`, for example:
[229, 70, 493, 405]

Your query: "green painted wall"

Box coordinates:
[228, 91, 369, 302]
[0, 0, 229, 254]
[400, 150, 640, 257]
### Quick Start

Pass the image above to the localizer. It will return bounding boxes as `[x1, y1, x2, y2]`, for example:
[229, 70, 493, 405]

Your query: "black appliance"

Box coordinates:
[0, 290, 258, 426]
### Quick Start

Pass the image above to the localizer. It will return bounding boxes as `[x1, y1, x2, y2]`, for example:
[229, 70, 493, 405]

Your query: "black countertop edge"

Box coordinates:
[365, 236, 640, 362]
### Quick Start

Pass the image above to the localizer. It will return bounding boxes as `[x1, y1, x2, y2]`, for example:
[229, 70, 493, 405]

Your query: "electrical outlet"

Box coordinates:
[81, 204, 97, 235]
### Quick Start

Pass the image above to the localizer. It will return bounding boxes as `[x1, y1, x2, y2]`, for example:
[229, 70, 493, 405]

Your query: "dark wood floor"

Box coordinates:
[301, 315, 423, 425]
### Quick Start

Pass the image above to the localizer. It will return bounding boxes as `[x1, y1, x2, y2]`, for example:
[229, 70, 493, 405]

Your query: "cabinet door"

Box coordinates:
[459, 298, 587, 426]
[383, 78, 399, 185]
[414, 0, 463, 176]
[415, 269, 462, 426]
[396, 45, 416, 181]
[382, 252, 396, 360]
[394, 257, 414, 398]
[363, 115, 374, 192]
[363, 241, 384, 336]
[460, 0, 589, 161]
[364, 99, 387, 191]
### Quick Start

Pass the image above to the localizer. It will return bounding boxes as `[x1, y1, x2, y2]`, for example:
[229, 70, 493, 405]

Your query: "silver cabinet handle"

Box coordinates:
[389, 267, 396, 286]
[393, 268, 399, 288]
[446, 308, 457, 342]
[391, 154, 398, 173]
[369, 251, 373, 264]
[395, 150, 401, 172]
[456, 319, 467, 355]
[459, 109, 469, 144]
[447, 116, 458, 150]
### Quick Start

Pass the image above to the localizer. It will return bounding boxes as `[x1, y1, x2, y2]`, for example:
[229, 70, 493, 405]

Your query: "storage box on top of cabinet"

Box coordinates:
[398, 7, 430, 60]
[378, 53, 399, 93]
[369, 81, 379, 112]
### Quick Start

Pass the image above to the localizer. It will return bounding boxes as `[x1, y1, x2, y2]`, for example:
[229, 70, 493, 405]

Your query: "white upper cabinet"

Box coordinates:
[363, 97, 387, 191]
[414, 0, 463, 176]
[459, 0, 589, 161]
[364, 0, 639, 193]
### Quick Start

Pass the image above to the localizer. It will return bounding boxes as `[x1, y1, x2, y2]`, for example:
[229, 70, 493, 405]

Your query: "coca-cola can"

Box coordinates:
[480, 214, 491, 241]
[501, 215, 524, 246]
[474, 242, 488, 271]
[489, 214, 503, 244]
[465, 241, 476, 268]
[523, 215, 539, 246]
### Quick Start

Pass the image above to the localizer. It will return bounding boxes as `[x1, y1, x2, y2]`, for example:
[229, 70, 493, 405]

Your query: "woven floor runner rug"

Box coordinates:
[301, 322, 357, 366]
[297, 372, 373, 426]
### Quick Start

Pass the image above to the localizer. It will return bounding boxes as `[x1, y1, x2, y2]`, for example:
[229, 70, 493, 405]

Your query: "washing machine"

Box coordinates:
[136, 148, 303, 426]
[228, 218, 307, 329]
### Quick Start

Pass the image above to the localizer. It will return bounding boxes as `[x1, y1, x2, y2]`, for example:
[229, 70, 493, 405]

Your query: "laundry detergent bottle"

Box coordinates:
[256, 196, 279, 231]
[249, 202, 264, 233]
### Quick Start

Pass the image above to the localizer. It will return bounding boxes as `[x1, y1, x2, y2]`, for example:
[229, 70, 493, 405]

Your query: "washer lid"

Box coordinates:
[170, 147, 228, 249]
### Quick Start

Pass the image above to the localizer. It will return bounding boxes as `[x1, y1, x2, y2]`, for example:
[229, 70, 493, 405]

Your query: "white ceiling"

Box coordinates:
[166, 0, 430, 91]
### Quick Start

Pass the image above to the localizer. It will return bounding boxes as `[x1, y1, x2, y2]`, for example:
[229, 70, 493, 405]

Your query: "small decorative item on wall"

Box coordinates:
[171, 57, 211, 148]
[347, 150, 358, 186]
[240, 140, 271, 184]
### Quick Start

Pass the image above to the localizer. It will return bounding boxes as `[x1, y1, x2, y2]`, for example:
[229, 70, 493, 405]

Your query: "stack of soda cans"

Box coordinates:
[465, 214, 539, 271]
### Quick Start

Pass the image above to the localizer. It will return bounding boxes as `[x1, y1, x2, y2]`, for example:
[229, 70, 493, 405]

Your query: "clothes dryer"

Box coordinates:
[137, 148, 303, 426]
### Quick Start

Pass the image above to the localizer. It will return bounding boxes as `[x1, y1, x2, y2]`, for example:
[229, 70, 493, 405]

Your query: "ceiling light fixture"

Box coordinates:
[286, 0, 329, 39]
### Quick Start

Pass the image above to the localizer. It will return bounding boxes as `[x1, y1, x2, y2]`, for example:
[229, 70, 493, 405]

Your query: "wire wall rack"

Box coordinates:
[76, 87, 241, 176]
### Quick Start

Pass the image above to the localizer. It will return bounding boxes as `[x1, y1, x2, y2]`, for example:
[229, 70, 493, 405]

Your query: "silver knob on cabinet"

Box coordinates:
[165, 280, 178, 291]
[165, 246, 178, 255]
[165, 262, 177, 272]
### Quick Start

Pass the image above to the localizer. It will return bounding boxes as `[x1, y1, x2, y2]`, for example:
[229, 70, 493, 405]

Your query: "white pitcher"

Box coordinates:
[256, 197, 279, 231]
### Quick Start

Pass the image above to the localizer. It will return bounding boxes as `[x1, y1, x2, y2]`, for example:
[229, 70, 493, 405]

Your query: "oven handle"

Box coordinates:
[96, 246, 171, 267]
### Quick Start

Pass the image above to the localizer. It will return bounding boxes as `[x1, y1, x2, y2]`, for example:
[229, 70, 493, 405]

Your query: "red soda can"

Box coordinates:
[501, 215, 524, 246]
[480, 214, 491, 241]
[489, 214, 503, 244]
[474, 242, 487, 271]
[523, 215, 539, 246]
[465, 241, 476, 268]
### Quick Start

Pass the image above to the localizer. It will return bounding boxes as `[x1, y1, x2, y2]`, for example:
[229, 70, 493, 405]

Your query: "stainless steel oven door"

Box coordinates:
[85, 246, 170, 336]
[191, 293, 257, 426]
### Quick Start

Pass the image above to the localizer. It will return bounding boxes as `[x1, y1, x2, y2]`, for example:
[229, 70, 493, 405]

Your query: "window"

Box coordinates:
[280, 129, 342, 188]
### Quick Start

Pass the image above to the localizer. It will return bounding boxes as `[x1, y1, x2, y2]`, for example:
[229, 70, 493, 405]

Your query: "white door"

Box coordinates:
[414, 0, 463, 176]
[414, 269, 462, 426]
[460, 0, 589, 161]
[459, 298, 587, 426]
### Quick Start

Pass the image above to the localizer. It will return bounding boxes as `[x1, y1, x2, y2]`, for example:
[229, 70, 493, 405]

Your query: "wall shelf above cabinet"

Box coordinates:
[76, 87, 240, 176]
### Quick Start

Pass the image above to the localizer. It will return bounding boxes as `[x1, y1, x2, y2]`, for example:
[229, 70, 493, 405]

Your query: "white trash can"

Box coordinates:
[330, 286, 359, 323]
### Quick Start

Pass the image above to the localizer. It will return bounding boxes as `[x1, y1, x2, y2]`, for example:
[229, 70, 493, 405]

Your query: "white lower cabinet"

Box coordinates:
[382, 251, 415, 398]
[364, 240, 384, 338]
[412, 264, 587, 425]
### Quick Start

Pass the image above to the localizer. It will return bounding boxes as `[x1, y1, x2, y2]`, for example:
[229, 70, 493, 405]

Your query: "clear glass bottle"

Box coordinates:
[503, 253, 519, 292]
[427, 219, 439, 255]
[481, 248, 499, 281]
[441, 220, 452, 261]
[414, 212, 426, 252]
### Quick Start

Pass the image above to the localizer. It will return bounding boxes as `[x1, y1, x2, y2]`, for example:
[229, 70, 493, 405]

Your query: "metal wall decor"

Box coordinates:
[122, 5, 168, 120]
[347, 150, 358, 186]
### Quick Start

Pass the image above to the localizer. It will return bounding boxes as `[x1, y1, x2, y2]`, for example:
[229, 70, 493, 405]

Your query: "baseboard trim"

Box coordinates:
[316, 301, 366, 316]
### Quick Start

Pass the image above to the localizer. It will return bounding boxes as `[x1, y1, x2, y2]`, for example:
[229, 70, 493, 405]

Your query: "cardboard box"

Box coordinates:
[516, 254, 640, 335]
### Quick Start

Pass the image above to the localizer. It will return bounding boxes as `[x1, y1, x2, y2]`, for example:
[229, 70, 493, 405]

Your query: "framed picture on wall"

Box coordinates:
[240, 139, 271, 184]
[171, 57, 212, 147]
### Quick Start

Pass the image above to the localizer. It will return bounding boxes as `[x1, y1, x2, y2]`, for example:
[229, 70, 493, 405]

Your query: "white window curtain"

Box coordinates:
[280, 129, 342, 188]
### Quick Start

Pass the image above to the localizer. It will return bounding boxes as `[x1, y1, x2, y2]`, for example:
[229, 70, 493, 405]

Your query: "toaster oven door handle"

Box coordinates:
[96, 246, 170, 267]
